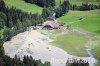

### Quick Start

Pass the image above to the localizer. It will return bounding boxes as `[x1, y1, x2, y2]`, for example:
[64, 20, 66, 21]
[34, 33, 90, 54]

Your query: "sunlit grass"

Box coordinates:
[51, 33, 88, 57]
[4, 0, 42, 14]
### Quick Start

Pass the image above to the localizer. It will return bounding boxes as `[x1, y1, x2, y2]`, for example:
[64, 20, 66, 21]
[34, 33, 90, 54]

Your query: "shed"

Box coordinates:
[58, 22, 65, 26]
[47, 16, 55, 21]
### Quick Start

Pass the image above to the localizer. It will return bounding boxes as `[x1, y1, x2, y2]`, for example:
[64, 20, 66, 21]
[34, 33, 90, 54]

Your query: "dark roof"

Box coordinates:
[48, 16, 55, 20]
[58, 22, 65, 26]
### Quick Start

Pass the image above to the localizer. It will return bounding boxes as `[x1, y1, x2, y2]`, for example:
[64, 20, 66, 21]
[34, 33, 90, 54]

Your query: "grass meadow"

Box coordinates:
[57, 10, 100, 35]
[4, 0, 42, 14]
[56, 0, 100, 5]
[52, 33, 88, 57]
[55, 9, 100, 64]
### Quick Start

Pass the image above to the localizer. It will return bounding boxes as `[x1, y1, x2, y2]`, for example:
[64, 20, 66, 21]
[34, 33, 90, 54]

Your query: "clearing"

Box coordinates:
[3, 29, 97, 66]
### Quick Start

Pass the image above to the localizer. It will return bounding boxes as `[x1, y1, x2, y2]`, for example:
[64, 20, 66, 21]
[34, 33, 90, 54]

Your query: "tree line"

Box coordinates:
[70, 3, 100, 11]
[24, 0, 70, 18]
[42, 0, 70, 19]
[55, 0, 69, 18]
[24, 0, 55, 7]
[0, 51, 51, 66]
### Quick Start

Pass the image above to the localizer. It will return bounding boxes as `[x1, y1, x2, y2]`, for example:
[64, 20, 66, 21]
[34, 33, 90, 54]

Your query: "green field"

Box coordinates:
[57, 10, 100, 35]
[92, 40, 100, 60]
[4, 0, 100, 14]
[52, 33, 88, 57]
[4, 0, 42, 14]
[72, 15, 100, 35]
[56, 0, 100, 5]
[39, 29, 88, 57]
[54, 10, 100, 66]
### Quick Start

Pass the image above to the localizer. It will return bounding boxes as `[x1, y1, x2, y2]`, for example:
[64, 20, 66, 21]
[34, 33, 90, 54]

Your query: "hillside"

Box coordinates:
[4, 0, 42, 14]
[56, 0, 100, 5]
[69, 0, 100, 2]
[4, 0, 100, 14]
[57, 10, 100, 35]
[57, 9, 100, 66]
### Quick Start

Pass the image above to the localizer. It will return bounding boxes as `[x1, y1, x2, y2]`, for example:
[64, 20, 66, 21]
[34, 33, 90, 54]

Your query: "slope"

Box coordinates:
[4, 0, 42, 14]
[56, 0, 100, 5]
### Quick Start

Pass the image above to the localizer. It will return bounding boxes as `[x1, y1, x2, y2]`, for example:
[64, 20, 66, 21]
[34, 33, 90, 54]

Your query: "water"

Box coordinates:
[87, 48, 98, 66]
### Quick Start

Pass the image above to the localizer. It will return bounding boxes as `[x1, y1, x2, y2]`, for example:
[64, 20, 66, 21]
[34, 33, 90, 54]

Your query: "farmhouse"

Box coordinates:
[42, 21, 60, 30]
[42, 13, 65, 30]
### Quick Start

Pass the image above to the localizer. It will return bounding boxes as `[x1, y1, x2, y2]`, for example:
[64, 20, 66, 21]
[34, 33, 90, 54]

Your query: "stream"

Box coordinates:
[87, 48, 98, 66]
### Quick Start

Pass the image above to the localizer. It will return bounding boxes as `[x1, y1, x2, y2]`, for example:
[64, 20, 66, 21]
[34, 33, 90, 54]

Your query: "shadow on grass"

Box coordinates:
[94, 30, 100, 35]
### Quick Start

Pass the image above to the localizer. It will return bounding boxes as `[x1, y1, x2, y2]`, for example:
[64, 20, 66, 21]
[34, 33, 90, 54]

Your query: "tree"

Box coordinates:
[0, 0, 6, 12]
[0, 38, 4, 55]
[55, 6, 62, 18]
[55, 0, 69, 18]
[16, 19, 23, 33]
[70, 3, 99, 11]
[0, 57, 5, 66]
[61, 0, 69, 15]
[43, 61, 51, 66]
[2, 27, 12, 41]
[42, 7, 48, 19]
[42, 7, 54, 20]
[24, 0, 55, 7]
[0, 12, 6, 29]
[38, 15, 44, 25]
[8, 18, 14, 28]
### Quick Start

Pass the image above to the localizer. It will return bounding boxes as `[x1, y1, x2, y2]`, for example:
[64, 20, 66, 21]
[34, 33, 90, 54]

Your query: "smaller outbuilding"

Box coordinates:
[47, 16, 55, 21]
[58, 22, 65, 26]
[47, 13, 56, 22]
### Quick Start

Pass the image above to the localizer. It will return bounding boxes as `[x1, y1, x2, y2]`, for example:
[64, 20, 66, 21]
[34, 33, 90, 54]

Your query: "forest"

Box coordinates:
[70, 3, 100, 11]
[24, 0, 55, 7]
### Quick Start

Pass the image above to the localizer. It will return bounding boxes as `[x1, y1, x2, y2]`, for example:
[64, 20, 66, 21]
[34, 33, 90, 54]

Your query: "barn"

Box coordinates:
[42, 21, 60, 30]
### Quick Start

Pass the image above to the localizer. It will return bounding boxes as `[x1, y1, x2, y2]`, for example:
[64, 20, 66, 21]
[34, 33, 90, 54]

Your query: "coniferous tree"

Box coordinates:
[55, 0, 69, 18]
[0, 12, 6, 30]
[0, 38, 4, 55]
[55, 6, 62, 18]
[8, 18, 13, 28]
[69, 3, 100, 11]
[24, 0, 55, 7]
[42, 7, 48, 19]
[61, 0, 69, 15]
[2, 27, 12, 41]
[43, 61, 51, 66]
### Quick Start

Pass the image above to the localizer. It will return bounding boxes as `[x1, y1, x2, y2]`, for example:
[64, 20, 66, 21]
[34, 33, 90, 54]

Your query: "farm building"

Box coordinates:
[42, 21, 60, 30]
[47, 16, 55, 21]
[58, 22, 65, 26]
[47, 13, 56, 22]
